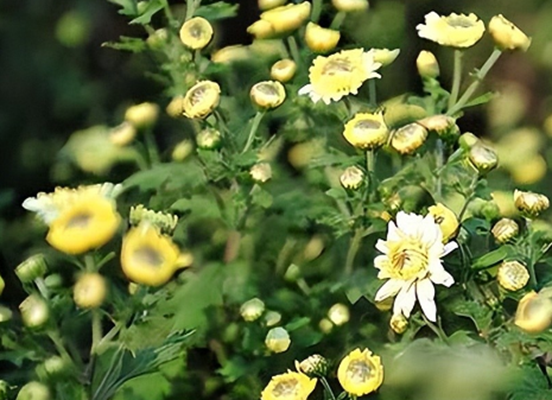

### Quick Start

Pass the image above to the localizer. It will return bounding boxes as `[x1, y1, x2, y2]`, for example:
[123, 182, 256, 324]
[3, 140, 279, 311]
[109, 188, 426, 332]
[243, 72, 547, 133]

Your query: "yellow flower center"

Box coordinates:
[447, 16, 474, 28]
[133, 246, 164, 267]
[66, 213, 92, 228]
[355, 119, 381, 132]
[190, 87, 207, 106]
[388, 239, 429, 280]
[322, 58, 353, 75]
[273, 379, 298, 397]
[346, 360, 372, 383]
[256, 83, 279, 96]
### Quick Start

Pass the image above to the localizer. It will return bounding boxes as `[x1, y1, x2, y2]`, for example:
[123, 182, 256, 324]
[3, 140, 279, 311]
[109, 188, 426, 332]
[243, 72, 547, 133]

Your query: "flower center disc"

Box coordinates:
[66, 213, 92, 229]
[346, 360, 372, 383]
[190, 87, 207, 106]
[133, 246, 164, 267]
[273, 379, 298, 397]
[354, 120, 381, 132]
[448, 16, 474, 28]
[389, 240, 429, 280]
[322, 58, 353, 76]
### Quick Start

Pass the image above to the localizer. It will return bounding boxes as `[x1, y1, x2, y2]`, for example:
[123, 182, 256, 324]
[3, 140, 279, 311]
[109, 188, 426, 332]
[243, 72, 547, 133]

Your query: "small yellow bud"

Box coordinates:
[264, 310, 282, 327]
[514, 189, 550, 218]
[319, 318, 334, 333]
[124, 102, 159, 129]
[468, 142, 498, 174]
[165, 96, 186, 118]
[296, 354, 329, 377]
[340, 166, 364, 190]
[19, 294, 49, 328]
[418, 115, 459, 139]
[179, 17, 213, 50]
[303, 236, 325, 262]
[488, 14, 531, 52]
[391, 123, 428, 155]
[416, 50, 440, 78]
[491, 218, 519, 244]
[284, 263, 301, 282]
[515, 290, 552, 333]
[428, 203, 459, 242]
[497, 261, 529, 291]
[16, 382, 50, 400]
[261, 2, 311, 34]
[265, 327, 291, 353]
[240, 297, 265, 321]
[304, 22, 340, 53]
[109, 122, 136, 147]
[373, 48, 400, 67]
[390, 313, 408, 334]
[246, 20, 275, 40]
[128, 282, 139, 295]
[73, 273, 107, 309]
[250, 80, 286, 109]
[270, 59, 297, 83]
[331, 0, 369, 12]
[15, 254, 48, 283]
[328, 303, 350, 326]
[458, 132, 479, 150]
[196, 128, 222, 149]
[171, 140, 194, 162]
[183, 80, 221, 119]
[258, 0, 287, 11]
[343, 112, 389, 150]
[375, 296, 393, 311]
[250, 163, 273, 183]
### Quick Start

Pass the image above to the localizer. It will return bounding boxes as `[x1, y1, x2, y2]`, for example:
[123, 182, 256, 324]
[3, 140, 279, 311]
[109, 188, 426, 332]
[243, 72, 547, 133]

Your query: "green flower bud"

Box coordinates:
[0, 306, 13, 323]
[15, 254, 47, 284]
[284, 263, 301, 282]
[240, 298, 265, 322]
[19, 295, 49, 329]
[16, 382, 50, 400]
[458, 132, 479, 150]
[36, 356, 69, 379]
[295, 354, 329, 377]
[264, 310, 282, 327]
[319, 318, 333, 333]
[416, 50, 440, 78]
[468, 142, 498, 174]
[196, 128, 221, 149]
[265, 327, 291, 353]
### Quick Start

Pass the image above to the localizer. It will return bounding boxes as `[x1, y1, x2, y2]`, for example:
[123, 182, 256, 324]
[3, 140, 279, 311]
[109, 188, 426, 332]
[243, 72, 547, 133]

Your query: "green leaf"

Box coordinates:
[325, 187, 347, 202]
[107, 0, 138, 16]
[102, 36, 147, 53]
[285, 317, 311, 331]
[451, 299, 493, 333]
[250, 185, 273, 209]
[472, 246, 515, 269]
[509, 365, 551, 400]
[130, 0, 164, 24]
[170, 194, 222, 220]
[462, 91, 496, 109]
[123, 162, 206, 192]
[195, 2, 240, 21]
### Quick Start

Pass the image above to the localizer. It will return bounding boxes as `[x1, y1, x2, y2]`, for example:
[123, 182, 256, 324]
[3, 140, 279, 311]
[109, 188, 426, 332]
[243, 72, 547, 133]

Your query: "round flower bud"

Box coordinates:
[284, 263, 301, 282]
[165, 96, 186, 118]
[109, 122, 136, 147]
[19, 294, 49, 328]
[179, 17, 213, 50]
[343, 112, 389, 150]
[196, 128, 221, 149]
[240, 297, 265, 322]
[331, 0, 369, 12]
[416, 50, 440, 79]
[260, 2, 311, 35]
[0, 306, 13, 323]
[304, 22, 341, 53]
[303, 236, 325, 261]
[491, 218, 519, 244]
[250, 163, 272, 183]
[124, 102, 159, 129]
[488, 14, 531, 52]
[296, 354, 329, 377]
[270, 59, 297, 83]
[373, 48, 400, 67]
[390, 313, 408, 334]
[36, 355, 68, 379]
[337, 348, 384, 396]
[258, 0, 287, 11]
[146, 28, 168, 50]
[458, 132, 479, 150]
[428, 203, 459, 243]
[264, 310, 282, 327]
[247, 20, 275, 40]
[15, 254, 48, 283]
[515, 290, 552, 333]
[265, 327, 291, 353]
[468, 142, 498, 174]
[250, 80, 286, 109]
[16, 382, 50, 400]
[514, 189, 550, 218]
[418, 115, 459, 139]
[211, 45, 250, 64]
[73, 272, 107, 309]
[183, 81, 221, 119]
[319, 318, 334, 333]
[328, 303, 350, 326]
[44, 274, 63, 289]
[172, 140, 194, 162]
[391, 123, 428, 155]
[340, 166, 364, 190]
[497, 261, 529, 291]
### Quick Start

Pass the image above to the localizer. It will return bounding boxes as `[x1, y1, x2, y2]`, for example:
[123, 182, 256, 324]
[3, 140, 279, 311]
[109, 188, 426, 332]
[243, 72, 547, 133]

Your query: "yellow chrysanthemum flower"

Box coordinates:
[374, 211, 457, 321]
[298, 48, 382, 104]
[183, 80, 221, 119]
[337, 348, 384, 396]
[343, 112, 388, 149]
[179, 17, 213, 50]
[121, 223, 192, 287]
[250, 81, 286, 109]
[488, 14, 531, 52]
[428, 203, 459, 243]
[261, 371, 317, 400]
[271, 59, 297, 83]
[416, 11, 485, 48]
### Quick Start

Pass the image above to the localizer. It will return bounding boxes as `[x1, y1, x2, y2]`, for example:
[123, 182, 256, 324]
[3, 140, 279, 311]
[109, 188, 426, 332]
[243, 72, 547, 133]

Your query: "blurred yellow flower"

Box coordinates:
[271, 59, 297, 83]
[343, 112, 388, 150]
[109, 122, 136, 147]
[428, 203, 459, 242]
[179, 17, 213, 50]
[250, 81, 286, 109]
[488, 14, 531, 52]
[265, 327, 291, 353]
[390, 123, 428, 155]
[337, 348, 384, 396]
[261, 371, 317, 400]
[515, 290, 552, 333]
[328, 303, 350, 326]
[417, 12, 485, 48]
[211, 45, 251, 64]
[468, 142, 498, 174]
[416, 50, 439, 78]
[250, 162, 273, 183]
[497, 260, 529, 292]
[298, 48, 382, 104]
[304, 22, 340, 53]
[332, 0, 369, 12]
[240, 297, 265, 321]
[183, 80, 221, 119]
[248, 2, 311, 39]
[73, 272, 107, 309]
[510, 156, 546, 185]
[258, 0, 287, 11]
[124, 102, 159, 129]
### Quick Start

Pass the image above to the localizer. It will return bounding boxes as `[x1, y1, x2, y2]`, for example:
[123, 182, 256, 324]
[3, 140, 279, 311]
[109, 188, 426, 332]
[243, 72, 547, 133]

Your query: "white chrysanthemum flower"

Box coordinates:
[416, 11, 485, 48]
[374, 211, 457, 322]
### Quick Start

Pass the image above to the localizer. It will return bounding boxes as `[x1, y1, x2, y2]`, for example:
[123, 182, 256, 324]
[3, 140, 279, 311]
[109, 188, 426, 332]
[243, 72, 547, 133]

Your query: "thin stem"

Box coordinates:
[344, 228, 362, 275]
[91, 309, 103, 355]
[48, 330, 74, 364]
[458, 175, 478, 221]
[286, 35, 301, 67]
[330, 11, 346, 30]
[143, 128, 160, 166]
[320, 377, 337, 400]
[435, 138, 444, 198]
[242, 111, 265, 153]
[95, 323, 122, 355]
[422, 314, 448, 343]
[365, 149, 375, 202]
[448, 50, 463, 111]
[447, 48, 502, 116]
[311, 0, 323, 23]
[185, 0, 199, 20]
[527, 260, 537, 289]
[368, 79, 377, 106]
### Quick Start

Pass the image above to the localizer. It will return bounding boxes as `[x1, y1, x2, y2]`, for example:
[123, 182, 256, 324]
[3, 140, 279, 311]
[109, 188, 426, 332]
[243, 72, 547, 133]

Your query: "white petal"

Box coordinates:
[374, 254, 388, 270]
[375, 239, 388, 254]
[430, 266, 455, 287]
[420, 215, 440, 246]
[442, 241, 458, 256]
[393, 281, 416, 318]
[375, 279, 403, 302]
[297, 84, 312, 96]
[387, 220, 401, 242]
[396, 212, 422, 236]
[416, 279, 437, 321]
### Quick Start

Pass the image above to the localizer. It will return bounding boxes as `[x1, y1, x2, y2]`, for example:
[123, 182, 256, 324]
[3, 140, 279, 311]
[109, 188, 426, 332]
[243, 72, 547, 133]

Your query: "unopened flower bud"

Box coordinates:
[390, 313, 408, 334]
[428, 203, 459, 243]
[15, 254, 47, 283]
[458, 132, 479, 150]
[240, 297, 265, 322]
[373, 48, 400, 67]
[36, 355, 68, 379]
[0, 306, 13, 323]
[340, 166, 364, 190]
[146, 28, 168, 50]
[250, 163, 272, 183]
[488, 14, 531, 52]
[109, 122, 136, 147]
[270, 59, 297, 83]
[196, 128, 221, 149]
[296, 354, 329, 377]
[172, 140, 194, 162]
[259, 2, 311, 35]
[328, 303, 350, 326]
[264, 310, 282, 327]
[130, 205, 179, 234]
[375, 296, 393, 311]
[319, 318, 333, 333]
[284, 263, 301, 282]
[331, 0, 369, 12]
[73, 273, 107, 309]
[258, 0, 287, 11]
[515, 291, 552, 333]
[19, 294, 49, 328]
[211, 45, 250, 64]
[247, 20, 275, 39]
[416, 50, 440, 78]
[124, 102, 159, 129]
[183, 80, 221, 119]
[491, 218, 519, 243]
[179, 17, 213, 50]
[514, 189, 550, 218]
[497, 261, 529, 291]
[391, 123, 428, 155]
[418, 115, 459, 139]
[16, 382, 50, 400]
[265, 327, 291, 353]
[304, 22, 340, 53]
[303, 236, 325, 261]
[165, 96, 185, 118]
[250, 81, 286, 109]
[44, 274, 63, 289]
[468, 142, 498, 174]
[343, 112, 389, 150]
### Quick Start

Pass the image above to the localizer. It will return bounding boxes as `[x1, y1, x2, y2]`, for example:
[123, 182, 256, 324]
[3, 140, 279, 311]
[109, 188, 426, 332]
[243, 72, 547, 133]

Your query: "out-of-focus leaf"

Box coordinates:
[170, 194, 222, 220]
[251, 185, 273, 209]
[102, 36, 147, 53]
[107, 0, 138, 16]
[130, 0, 164, 24]
[195, 2, 240, 21]
[509, 365, 551, 400]
[285, 317, 310, 331]
[123, 162, 206, 192]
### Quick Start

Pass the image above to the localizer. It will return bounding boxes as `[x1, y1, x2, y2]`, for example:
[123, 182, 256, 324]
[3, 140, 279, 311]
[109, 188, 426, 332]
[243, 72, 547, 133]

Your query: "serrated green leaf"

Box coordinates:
[195, 1, 240, 20]
[107, 0, 138, 16]
[102, 36, 147, 53]
[451, 299, 493, 332]
[123, 162, 206, 192]
[130, 0, 164, 24]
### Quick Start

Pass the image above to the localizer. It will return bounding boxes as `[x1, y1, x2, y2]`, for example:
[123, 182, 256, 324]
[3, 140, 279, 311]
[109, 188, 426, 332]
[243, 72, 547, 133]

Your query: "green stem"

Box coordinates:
[185, 0, 199, 20]
[91, 309, 103, 355]
[143, 128, 160, 166]
[435, 139, 444, 198]
[527, 260, 537, 289]
[320, 377, 337, 400]
[458, 175, 478, 221]
[344, 228, 362, 275]
[368, 79, 377, 106]
[365, 149, 375, 202]
[242, 111, 265, 153]
[161, 0, 175, 26]
[48, 330, 74, 365]
[311, 0, 323, 23]
[447, 48, 502, 116]
[422, 314, 448, 343]
[448, 49, 463, 111]
[286, 35, 301, 67]
[330, 11, 347, 30]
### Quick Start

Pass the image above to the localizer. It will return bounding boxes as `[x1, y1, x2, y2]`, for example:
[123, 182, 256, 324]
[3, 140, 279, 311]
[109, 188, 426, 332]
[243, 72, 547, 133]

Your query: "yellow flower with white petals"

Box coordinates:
[261, 371, 317, 400]
[416, 12, 485, 48]
[298, 48, 382, 104]
[374, 211, 457, 321]
[179, 17, 213, 50]
[337, 348, 384, 396]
